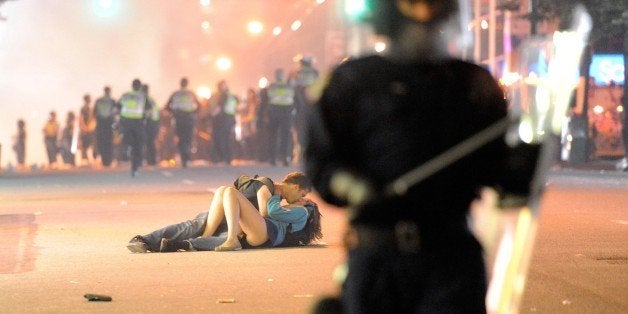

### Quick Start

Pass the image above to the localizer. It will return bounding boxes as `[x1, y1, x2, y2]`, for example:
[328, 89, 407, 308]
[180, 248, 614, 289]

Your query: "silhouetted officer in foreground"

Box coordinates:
[305, 1, 538, 312]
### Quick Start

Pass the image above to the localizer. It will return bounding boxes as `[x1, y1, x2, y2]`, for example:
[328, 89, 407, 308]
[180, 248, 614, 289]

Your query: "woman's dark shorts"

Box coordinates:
[242, 218, 278, 249]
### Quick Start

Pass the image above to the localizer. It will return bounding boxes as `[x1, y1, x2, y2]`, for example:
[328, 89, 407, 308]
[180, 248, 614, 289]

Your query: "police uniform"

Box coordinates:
[94, 93, 117, 167]
[293, 64, 319, 151]
[118, 88, 147, 176]
[304, 0, 548, 311]
[267, 80, 295, 166]
[212, 91, 238, 164]
[305, 55, 539, 313]
[167, 89, 198, 167]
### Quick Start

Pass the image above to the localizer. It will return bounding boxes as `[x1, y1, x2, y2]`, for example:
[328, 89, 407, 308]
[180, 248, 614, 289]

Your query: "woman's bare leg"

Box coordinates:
[201, 186, 228, 237]
[219, 187, 268, 248]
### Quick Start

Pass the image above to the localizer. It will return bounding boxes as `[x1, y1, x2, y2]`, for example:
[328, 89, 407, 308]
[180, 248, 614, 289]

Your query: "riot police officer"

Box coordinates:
[305, 0, 538, 312]
[267, 68, 295, 166]
[118, 79, 148, 176]
[94, 86, 117, 167]
[166, 77, 200, 168]
[292, 56, 319, 156]
[210, 80, 238, 165]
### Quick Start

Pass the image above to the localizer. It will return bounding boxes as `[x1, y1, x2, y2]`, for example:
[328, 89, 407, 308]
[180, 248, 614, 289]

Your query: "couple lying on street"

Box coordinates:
[126, 172, 322, 252]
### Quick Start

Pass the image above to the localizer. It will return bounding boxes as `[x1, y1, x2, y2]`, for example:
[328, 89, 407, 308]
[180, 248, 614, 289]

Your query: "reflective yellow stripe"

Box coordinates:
[268, 83, 294, 106]
[171, 90, 197, 112]
[224, 94, 237, 115]
[120, 92, 145, 119]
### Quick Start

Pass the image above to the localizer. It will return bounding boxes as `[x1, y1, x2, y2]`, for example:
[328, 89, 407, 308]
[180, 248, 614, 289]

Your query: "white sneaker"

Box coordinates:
[615, 158, 628, 171]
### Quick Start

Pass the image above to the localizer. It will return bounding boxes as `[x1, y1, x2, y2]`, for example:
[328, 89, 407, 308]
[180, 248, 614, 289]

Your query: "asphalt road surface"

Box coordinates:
[0, 164, 626, 313]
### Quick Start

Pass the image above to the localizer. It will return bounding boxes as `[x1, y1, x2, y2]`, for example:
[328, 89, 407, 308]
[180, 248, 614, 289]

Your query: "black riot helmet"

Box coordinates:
[367, 0, 460, 39]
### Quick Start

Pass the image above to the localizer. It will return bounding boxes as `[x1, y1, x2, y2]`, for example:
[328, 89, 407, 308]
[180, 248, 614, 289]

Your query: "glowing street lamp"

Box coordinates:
[291, 20, 302, 31]
[593, 105, 604, 115]
[93, 0, 117, 18]
[97, 0, 113, 9]
[201, 21, 211, 32]
[272, 26, 282, 36]
[196, 86, 212, 100]
[481, 19, 489, 30]
[216, 57, 232, 71]
[258, 77, 269, 89]
[374, 41, 386, 53]
[199, 0, 211, 7]
[247, 20, 264, 35]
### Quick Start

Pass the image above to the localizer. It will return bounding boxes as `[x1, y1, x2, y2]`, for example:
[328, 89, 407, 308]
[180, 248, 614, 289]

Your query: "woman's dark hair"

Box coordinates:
[303, 200, 323, 244]
[280, 199, 323, 247]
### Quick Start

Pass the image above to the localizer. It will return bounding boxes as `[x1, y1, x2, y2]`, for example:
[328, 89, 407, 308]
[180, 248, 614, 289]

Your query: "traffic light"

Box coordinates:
[344, 0, 373, 21]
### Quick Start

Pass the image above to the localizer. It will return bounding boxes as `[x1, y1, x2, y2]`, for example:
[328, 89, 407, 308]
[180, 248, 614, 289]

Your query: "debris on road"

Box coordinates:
[84, 294, 112, 302]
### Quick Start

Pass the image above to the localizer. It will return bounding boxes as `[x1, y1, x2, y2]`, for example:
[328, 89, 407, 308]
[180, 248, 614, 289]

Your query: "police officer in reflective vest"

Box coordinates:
[267, 68, 295, 166]
[166, 77, 200, 168]
[118, 78, 149, 176]
[94, 86, 117, 167]
[211, 80, 238, 165]
[293, 56, 320, 154]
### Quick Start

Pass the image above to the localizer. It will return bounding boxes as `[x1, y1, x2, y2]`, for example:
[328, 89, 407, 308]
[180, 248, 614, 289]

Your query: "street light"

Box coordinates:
[258, 77, 269, 89]
[247, 20, 264, 35]
[291, 20, 302, 31]
[216, 57, 232, 71]
[196, 86, 212, 100]
[374, 41, 386, 53]
[93, 0, 117, 18]
[201, 21, 211, 31]
[481, 19, 489, 30]
[97, 0, 112, 10]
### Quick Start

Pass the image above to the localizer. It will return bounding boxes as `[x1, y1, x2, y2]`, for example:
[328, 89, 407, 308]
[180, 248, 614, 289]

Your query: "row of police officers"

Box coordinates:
[266, 57, 319, 166]
[100, 77, 199, 176]
[98, 58, 318, 175]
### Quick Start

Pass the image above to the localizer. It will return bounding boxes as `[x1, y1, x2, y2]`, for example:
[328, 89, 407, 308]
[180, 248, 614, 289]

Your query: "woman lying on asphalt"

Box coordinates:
[126, 172, 322, 252]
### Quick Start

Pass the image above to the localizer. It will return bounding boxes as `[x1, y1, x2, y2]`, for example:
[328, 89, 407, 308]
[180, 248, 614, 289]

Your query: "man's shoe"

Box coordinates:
[126, 235, 149, 253]
[615, 158, 627, 171]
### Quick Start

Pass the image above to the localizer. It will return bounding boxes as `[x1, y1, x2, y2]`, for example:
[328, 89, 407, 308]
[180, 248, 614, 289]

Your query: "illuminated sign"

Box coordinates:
[589, 54, 624, 86]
